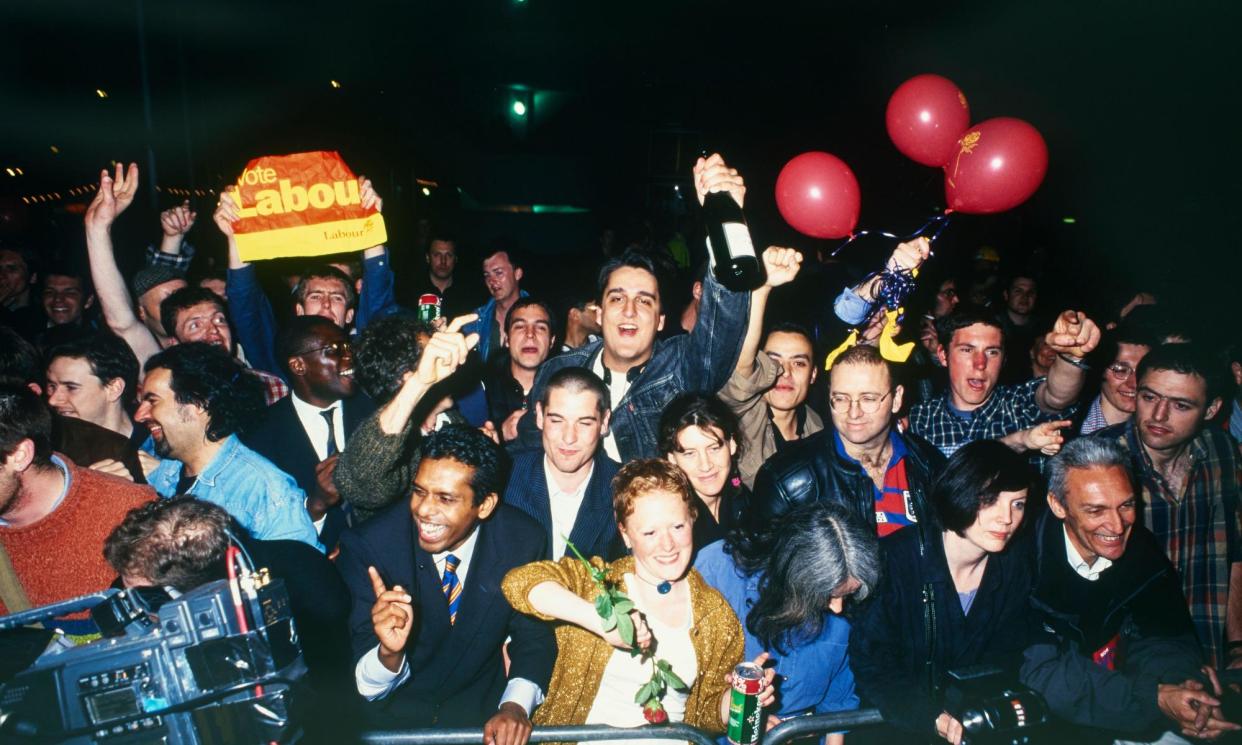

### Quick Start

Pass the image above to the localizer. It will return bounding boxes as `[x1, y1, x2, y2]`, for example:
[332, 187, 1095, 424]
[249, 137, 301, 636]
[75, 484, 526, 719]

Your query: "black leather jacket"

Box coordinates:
[751, 426, 946, 531]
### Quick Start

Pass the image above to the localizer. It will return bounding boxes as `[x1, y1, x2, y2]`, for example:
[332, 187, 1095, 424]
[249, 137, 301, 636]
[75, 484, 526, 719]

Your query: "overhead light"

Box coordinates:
[421, 187, 431, 196]
[329, 80, 341, 89]
[4, 168, 14, 177]
[50, 145, 59, 154]
[14, 167, 22, 175]
[1062, 217, 1076, 224]
[96, 89, 108, 99]
[512, 100, 527, 117]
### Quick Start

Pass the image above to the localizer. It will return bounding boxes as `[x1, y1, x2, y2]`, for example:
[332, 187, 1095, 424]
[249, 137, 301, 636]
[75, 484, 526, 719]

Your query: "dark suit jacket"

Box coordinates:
[502, 449, 622, 560]
[242, 392, 375, 548]
[335, 501, 556, 728]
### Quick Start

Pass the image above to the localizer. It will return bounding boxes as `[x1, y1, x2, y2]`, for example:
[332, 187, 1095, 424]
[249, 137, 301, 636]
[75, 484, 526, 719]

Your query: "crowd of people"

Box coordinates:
[1, 152, 1241, 745]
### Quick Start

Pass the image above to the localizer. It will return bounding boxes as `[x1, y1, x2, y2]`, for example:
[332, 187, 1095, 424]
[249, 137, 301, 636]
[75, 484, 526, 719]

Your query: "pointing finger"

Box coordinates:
[446, 313, 478, 333]
[368, 566, 388, 598]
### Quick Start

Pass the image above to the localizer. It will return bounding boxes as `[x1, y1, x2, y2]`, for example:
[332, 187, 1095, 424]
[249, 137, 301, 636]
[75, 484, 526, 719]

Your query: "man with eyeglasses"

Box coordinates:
[1095, 343, 1242, 670]
[1079, 327, 1153, 435]
[751, 344, 945, 538]
[244, 316, 375, 551]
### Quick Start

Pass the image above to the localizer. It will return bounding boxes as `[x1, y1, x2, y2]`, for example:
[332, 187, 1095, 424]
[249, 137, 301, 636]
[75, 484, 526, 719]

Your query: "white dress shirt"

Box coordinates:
[591, 355, 631, 463]
[544, 456, 594, 559]
[354, 527, 543, 714]
[1064, 525, 1113, 581]
[289, 393, 346, 461]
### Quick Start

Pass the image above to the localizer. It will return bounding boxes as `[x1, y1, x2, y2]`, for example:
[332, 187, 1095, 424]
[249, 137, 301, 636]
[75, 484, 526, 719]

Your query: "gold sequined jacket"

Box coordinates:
[501, 555, 744, 733]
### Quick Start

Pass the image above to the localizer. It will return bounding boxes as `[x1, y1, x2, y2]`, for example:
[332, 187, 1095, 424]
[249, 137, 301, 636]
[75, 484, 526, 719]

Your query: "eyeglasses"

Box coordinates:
[298, 341, 352, 359]
[1106, 363, 1135, 381]
[828, 391, 893, 414]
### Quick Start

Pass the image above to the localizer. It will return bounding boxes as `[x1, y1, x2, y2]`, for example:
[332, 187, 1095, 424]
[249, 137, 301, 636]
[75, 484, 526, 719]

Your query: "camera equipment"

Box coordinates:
[945, 664, 1049, 745]
[0, 569, 305, 744]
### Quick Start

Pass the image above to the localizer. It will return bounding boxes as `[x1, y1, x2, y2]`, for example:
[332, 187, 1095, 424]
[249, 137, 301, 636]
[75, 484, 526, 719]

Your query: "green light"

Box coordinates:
[1062, 217, 1076, 224]
[531, 204, 589, 214]
[512, 100, 527, 117]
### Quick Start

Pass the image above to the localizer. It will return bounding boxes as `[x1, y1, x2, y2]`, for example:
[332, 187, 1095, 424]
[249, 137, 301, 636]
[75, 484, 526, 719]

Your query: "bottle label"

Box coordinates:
[706, 222, 757, 268]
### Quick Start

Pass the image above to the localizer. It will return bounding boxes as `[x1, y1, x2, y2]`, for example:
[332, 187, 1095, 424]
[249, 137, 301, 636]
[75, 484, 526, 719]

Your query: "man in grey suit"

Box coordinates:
[504, 367, 621, 560]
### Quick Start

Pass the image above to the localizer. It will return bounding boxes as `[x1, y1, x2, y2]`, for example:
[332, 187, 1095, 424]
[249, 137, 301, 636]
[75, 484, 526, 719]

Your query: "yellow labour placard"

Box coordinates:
[229, 151, 387, 262]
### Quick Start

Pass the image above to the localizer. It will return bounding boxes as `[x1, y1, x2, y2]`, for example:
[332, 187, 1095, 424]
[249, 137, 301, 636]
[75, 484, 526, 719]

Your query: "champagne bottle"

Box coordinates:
[700, 154, 765, 291]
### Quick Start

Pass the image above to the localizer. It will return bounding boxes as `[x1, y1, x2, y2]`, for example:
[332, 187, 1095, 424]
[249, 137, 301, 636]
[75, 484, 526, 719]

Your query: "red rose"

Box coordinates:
[642, 701, 668, 724]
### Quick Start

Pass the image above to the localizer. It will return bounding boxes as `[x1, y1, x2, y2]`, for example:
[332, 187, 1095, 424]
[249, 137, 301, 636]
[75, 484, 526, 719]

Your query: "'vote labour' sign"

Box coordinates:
[229, 151, 387, 262]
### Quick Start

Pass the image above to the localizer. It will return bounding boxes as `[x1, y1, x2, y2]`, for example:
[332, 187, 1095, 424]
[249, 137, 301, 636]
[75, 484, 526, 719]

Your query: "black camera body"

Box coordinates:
[945, 664, 1049, 745]
[0, 575, 305, 744]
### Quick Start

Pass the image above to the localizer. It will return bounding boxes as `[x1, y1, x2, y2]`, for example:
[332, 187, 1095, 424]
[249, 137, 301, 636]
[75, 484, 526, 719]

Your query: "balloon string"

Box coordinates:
[828, 213, 952, 258]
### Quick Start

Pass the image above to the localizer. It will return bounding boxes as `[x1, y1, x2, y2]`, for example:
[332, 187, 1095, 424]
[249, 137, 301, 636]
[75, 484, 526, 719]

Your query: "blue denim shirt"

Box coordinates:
[515, 270, 748, 461]
[147, 435, 322, 551]
[695, 540, 858, 718]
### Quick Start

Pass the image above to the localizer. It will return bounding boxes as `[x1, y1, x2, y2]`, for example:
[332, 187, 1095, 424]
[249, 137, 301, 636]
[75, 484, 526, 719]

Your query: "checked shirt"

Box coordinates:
[1103, 420, 1242, 668]
[908, 377, 1067, 456]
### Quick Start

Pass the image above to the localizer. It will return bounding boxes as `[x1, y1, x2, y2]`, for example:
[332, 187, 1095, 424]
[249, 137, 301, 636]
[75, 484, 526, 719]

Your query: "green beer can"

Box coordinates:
[727, 662, 763, 745]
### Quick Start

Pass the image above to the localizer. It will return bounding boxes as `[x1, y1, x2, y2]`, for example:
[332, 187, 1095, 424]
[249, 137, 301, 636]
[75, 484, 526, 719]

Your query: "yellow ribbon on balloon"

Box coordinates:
[824, 267, 920, 370]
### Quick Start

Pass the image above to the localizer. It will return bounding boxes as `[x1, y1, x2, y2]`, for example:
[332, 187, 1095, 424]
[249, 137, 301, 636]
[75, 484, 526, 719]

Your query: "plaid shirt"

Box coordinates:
[144, 242, 194, 272]
[908, 377, 1064, 456]
[1103, 420, 1242, 667]
[250, 368, 288, 406]
[1079, 394, 1109, 435]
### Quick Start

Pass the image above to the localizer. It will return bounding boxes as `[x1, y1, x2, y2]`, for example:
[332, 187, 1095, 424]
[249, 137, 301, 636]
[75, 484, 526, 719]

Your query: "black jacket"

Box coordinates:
[751, 426, 945, 531]
[336, 501, 556, 729]
[1019, 511, 1203, 737]
[849, 523, 1040, 737]
[243, 392, 376, 549]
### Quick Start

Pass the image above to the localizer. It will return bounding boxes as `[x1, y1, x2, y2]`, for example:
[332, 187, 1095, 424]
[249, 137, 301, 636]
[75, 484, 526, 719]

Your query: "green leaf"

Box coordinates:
[595, 594, 613, 620]
[634, 679, 657, 705]
[663, 665, 689, 692]
[600, 611, 618, 632]
[612, 597, 635, 615]
[615, 609, 635, 648]
[656, 659, 671, 673]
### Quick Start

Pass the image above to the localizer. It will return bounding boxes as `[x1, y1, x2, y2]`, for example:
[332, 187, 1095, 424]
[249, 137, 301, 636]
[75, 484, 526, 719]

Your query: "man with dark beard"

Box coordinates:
[138, 343, 320, 548]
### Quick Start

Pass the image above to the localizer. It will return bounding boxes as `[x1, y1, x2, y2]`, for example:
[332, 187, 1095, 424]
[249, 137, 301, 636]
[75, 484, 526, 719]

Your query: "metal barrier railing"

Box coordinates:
[360, 708, 885, 745]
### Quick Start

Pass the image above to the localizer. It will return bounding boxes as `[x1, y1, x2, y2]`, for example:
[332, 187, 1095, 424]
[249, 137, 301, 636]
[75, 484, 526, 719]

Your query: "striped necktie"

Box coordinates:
[442, 554, 461, 625]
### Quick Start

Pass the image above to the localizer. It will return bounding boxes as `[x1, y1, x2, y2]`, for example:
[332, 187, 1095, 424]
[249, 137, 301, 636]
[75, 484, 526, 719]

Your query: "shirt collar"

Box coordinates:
[542, 455, 594, 499]
[195, 434, 241, 487]
[1063, 524, 1113, 581]
[433, 523, 480, 572]
[290, 391, 341, 415]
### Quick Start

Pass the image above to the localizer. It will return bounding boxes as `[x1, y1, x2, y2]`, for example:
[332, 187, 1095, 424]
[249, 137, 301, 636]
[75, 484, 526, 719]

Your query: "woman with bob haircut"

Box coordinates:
[658, 393, 751, 548]
[502, 458, 774, 740]
[696, 503, 880, 743]
[848, 439, 1039, 745]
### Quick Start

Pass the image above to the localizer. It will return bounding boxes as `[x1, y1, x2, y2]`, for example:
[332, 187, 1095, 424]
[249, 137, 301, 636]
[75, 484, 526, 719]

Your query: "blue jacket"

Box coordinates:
[147, 434, 322, 550]
[227, 248, 398, 380]
[515, 271, 749, 462]
[502, 448, 622, 560]
[464, 289, 529, 364]
[696, 540, 858, 718]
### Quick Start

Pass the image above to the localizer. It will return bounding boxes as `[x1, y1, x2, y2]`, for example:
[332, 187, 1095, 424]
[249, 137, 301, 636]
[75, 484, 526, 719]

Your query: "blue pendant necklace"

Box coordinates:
[635, 573, 675, 595]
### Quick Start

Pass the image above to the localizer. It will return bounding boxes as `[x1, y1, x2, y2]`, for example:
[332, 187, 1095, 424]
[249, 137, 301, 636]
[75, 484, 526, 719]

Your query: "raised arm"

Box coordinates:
[84, 163, 162, 366]
[733, 246, 803, 378]
[214, 191, 281, 376]
[1036, 310, 1101, 413]
[356, 176, 397, 331]
[682, 154, 755, 391]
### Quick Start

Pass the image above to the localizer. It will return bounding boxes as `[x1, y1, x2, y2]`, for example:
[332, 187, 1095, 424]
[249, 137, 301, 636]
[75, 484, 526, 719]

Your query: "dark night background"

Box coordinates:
[2, 0, 1239, 318]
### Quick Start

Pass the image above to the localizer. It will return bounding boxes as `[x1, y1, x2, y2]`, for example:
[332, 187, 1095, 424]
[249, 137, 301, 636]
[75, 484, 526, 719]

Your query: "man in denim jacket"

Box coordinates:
[138, 343, 321, 550]
[516, 154, 751, 463]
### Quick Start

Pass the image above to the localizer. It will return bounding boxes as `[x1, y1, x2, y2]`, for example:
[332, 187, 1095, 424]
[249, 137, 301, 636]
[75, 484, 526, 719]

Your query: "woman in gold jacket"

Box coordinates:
[503, 459, 774, 737]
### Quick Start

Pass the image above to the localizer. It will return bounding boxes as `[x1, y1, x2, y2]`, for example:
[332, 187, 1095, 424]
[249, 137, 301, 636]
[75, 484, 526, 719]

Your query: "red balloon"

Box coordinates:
[943, 117, 1048, 214]
[775, 152, 861, 239]
[886, 74, 971, 167]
